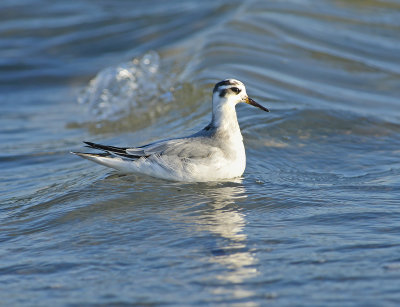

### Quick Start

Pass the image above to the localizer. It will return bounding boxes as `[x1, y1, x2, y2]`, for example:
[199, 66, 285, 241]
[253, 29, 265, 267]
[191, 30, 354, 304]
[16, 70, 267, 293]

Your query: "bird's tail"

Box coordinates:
[71, 151, 130, 172]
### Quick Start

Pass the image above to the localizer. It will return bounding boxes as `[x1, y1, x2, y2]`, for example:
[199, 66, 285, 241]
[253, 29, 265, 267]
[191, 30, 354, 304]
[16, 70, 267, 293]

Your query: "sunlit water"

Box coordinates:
[1, 0, 400, 305]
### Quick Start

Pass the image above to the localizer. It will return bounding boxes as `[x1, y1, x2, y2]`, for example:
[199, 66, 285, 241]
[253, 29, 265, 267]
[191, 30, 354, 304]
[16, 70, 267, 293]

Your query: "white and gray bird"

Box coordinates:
[72, 79, 269, 182]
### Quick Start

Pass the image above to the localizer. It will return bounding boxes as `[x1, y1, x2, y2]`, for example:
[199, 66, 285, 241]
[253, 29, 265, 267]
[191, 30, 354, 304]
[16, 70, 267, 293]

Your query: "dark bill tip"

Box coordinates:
[245, 97, 269, 112]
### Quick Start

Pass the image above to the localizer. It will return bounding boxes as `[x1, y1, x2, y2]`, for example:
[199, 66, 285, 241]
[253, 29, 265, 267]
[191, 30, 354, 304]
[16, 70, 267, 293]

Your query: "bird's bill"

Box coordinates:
[245, 97, 269, 112]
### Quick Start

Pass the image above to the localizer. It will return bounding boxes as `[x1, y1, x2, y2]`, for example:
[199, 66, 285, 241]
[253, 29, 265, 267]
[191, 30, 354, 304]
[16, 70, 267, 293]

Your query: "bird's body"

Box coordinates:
[73, 79, 269, 182]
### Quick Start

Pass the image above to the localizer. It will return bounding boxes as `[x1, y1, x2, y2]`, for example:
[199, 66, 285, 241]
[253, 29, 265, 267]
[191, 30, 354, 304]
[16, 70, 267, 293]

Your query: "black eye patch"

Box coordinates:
[230, 87, 241, 94]
[219, 89, 228, 97]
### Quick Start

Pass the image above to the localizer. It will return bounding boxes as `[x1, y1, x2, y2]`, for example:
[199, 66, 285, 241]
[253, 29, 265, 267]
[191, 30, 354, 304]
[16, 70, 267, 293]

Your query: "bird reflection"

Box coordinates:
[189, 180, 259, 300]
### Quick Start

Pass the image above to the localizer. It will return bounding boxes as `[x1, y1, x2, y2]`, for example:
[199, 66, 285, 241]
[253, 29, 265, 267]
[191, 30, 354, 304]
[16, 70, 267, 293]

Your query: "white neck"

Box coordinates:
[211, 97, 241, 136]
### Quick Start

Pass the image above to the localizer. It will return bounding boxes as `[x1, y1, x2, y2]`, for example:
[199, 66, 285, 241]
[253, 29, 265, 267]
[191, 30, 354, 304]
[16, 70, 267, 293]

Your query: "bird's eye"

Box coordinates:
[231, 87, 241, 94]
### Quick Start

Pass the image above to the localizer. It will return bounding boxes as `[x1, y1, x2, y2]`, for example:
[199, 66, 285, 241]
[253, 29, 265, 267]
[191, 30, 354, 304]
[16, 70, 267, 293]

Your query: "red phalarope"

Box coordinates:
[72, 79, 269, 182]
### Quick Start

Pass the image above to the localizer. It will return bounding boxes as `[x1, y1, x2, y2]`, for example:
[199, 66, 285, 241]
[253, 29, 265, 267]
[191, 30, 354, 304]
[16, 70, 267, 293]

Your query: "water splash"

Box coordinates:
[78, 51, 174, 122]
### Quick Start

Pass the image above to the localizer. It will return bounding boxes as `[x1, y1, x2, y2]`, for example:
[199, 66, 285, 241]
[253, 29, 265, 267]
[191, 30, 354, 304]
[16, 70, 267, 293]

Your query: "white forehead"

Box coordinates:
[226, 78, 243, 85]
[222, 79, 244, 87]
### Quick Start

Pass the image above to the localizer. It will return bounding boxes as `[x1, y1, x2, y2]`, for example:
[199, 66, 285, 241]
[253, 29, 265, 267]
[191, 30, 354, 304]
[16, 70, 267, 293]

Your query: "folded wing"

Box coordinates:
[84, 141, 150, 159]
[84, 135, 220, 161]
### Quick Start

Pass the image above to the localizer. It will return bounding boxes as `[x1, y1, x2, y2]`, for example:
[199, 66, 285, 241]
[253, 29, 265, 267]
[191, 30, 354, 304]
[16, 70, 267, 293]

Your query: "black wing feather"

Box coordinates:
[84, 141, 128, 153]
[83, 141, 149, 159]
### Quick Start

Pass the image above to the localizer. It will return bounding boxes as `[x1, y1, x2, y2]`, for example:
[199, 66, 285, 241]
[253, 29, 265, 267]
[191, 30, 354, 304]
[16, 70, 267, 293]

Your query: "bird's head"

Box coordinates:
[212, 79, 269, 112]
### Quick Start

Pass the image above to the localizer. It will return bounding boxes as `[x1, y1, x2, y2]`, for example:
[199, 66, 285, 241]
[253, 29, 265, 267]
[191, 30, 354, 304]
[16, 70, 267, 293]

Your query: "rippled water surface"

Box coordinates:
[1, 0, 400, 305]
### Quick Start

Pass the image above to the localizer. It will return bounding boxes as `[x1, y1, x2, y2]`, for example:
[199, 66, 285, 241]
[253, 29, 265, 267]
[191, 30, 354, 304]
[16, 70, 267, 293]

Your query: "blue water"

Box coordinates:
[1, 0, 400, 305]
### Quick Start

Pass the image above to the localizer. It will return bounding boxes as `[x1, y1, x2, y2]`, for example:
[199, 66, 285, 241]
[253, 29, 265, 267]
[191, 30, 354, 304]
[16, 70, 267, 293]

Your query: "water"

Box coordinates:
[1, 0, 400, 305]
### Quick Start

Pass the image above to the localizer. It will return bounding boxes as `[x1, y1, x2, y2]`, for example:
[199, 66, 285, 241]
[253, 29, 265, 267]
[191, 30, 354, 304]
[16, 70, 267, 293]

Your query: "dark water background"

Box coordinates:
[1, 0, 400, 305]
